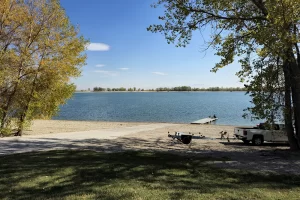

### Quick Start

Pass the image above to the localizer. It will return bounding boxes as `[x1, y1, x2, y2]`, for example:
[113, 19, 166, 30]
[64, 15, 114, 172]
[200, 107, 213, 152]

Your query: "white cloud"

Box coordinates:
[119, 68, 129, 71]
[94, 70, 118, 76]
[87, 43, 110, 51]
[96, 64, 105, 67]
[152, 72, 167, 76]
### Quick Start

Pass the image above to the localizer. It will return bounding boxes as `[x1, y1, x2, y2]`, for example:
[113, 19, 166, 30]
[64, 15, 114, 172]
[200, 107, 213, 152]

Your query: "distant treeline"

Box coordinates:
[155, 86, 245, 91]
[93, 87, 143, 92]
[90, 86, 246, 92]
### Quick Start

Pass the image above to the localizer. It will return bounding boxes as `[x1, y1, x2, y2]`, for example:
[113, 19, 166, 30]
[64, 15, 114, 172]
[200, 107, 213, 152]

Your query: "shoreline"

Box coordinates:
[50, 119, 184, 124]
[75, 91, 247, 93]
[50, 119, 240, 126]
[24, 119, 236, 136]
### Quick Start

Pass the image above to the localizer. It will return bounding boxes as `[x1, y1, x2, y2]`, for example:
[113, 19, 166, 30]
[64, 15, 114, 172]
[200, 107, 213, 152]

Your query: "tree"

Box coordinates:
[148, 0, 300, 149]
[94, 87, 106, 92]
[242, 55, 299, 148]
[119, 87, 126, 91]
[242, 57, 284, 121]
[0, 0, 87, 136]
[0, 0, 29, 134]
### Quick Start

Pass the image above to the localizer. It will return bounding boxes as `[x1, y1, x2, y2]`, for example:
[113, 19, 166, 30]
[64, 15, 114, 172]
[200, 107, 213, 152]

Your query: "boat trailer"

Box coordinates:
[168, 131, 233, 144]
[168, 131, 214, 144]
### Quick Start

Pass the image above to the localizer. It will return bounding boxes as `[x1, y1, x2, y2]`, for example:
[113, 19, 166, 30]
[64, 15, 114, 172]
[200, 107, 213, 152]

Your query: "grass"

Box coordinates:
[0, 150, 300, 200]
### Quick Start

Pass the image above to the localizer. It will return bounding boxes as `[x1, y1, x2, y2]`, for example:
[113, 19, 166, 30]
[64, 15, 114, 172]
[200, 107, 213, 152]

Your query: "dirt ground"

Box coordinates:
[3, 120, 298, 175]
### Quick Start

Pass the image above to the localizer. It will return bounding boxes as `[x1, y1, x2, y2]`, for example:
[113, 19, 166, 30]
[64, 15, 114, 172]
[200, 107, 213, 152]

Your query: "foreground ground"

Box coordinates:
[1, 120, 300, 175]
[1, 120, 300, 199]
[0, 150, 300, 200]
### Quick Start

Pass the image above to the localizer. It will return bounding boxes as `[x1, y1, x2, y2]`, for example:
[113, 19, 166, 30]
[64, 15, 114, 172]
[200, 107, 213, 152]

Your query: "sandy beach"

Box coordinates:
[1, 119, 299, 174]
[24, 119, 235, 137]
[24, 120, 154, 135]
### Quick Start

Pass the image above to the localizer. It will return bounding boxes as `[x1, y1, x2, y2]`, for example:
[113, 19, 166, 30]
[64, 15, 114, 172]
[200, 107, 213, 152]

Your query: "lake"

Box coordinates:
[53, 92, 260, 126]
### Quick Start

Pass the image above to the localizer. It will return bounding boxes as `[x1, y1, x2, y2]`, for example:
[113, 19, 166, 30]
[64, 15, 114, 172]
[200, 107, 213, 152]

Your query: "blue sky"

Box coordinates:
[61, 0, 244, 90]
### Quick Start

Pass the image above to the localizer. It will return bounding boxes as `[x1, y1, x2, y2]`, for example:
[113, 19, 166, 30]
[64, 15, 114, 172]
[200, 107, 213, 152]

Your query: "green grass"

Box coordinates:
[0, 150, 300, 200]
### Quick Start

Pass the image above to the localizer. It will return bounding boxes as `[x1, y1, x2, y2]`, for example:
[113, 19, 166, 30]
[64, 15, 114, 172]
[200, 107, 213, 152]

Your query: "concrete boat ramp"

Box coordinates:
[191, 118, 218, 124]
[0, 123, 174, 156]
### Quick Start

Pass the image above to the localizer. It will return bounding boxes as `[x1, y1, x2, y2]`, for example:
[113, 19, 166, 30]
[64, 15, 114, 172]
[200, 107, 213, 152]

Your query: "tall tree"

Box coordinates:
[148, 0, 300, 149]
[0, 0, 87, 136]
[239, 53, 300, 148]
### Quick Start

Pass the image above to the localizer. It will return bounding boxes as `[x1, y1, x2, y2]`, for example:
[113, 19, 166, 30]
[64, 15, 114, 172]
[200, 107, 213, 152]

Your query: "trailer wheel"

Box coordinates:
[252, 135, 264, 146]
[242, 139, 250, 144]
[181, 135, 192, 144]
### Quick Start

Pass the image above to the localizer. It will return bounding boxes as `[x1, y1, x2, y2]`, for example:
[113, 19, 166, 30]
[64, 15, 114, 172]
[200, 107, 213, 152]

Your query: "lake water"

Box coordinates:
[53, 92, 260, 126]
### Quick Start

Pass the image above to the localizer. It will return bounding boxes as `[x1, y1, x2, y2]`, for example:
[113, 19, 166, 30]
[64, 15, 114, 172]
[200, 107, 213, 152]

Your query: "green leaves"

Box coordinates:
[148, 0, 300, 148]
[148, 0, 299, 68]
[0, 0, 87, 135]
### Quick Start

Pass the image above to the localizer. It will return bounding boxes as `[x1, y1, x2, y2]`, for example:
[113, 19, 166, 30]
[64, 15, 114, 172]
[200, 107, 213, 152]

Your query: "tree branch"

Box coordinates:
[250, 0, 268, 16]
[187, 7, 266, 21]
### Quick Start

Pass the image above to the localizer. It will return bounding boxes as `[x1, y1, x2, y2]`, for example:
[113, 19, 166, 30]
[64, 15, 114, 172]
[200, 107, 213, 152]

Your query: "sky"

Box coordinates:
[60, 0, 244, 90]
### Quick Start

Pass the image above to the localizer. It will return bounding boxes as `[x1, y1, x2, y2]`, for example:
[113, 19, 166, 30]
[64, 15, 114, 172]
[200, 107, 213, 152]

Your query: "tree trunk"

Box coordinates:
[16, 70, 39, 136]
[15, 112, 26, 136]
[0, 86, 18, 130]
[0, 64, 23, 131]
[291, 85, 299, 139]
[288, 56, 300, 146]
[283, 64, 299, 150]
[292, 81, 300, 145]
